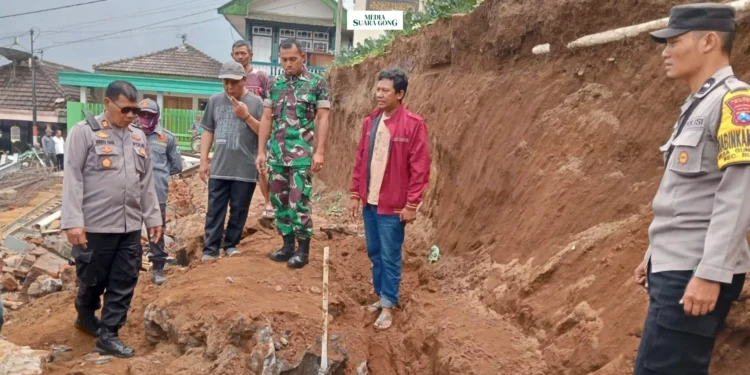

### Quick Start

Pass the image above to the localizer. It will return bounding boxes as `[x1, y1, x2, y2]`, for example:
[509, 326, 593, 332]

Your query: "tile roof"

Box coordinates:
[0, 58, 84, 112]
[93, 44, 222, 79]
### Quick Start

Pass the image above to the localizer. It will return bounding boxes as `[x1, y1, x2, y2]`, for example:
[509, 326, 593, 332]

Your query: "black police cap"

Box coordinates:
[650, 3, 736, 43]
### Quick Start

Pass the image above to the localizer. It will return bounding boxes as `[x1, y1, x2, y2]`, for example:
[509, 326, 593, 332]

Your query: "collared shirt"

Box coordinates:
[41, 135, 55, 155]
[146, 126, 182, 204]
[61, 113, 162, 233]
[263, 67, 331, 168]
[646, 66, 750, 283]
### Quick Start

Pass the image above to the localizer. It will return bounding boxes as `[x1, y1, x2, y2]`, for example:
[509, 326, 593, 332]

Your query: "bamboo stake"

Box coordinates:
[530, 0, 750, 53]
[318, 246, 330, 375]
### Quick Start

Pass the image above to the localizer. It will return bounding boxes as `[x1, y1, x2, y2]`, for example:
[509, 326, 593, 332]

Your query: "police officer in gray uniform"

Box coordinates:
[634, 4, 750, 374]
[136, 98, 182, 285]
[62, 80, 163, 358]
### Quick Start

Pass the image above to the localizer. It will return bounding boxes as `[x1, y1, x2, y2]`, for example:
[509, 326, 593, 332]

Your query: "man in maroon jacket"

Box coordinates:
[349, 68, 430, 331]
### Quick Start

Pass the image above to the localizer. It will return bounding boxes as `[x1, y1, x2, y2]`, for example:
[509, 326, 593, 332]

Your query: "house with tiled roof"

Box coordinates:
[218, 0, 353, 75]
[0, 47, 87, 153]
[59, 43, 225, 149]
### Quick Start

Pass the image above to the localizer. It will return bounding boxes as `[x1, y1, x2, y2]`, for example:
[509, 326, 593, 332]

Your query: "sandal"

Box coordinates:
[374, 311, 393, 331]
[364, 301, 382, 313]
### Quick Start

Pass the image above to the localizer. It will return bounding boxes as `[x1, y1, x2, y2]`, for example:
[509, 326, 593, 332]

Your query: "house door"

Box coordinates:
[164, 96, 192, 110]
[252, 36, 272, 63]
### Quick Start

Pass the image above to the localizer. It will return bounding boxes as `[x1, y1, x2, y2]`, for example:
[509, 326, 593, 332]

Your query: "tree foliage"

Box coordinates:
[333, 0, 479, 66]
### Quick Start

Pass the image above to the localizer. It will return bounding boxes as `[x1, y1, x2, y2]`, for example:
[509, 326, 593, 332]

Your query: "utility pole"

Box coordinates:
[334, 0, 343, 53]
[30, 29, 37, 131]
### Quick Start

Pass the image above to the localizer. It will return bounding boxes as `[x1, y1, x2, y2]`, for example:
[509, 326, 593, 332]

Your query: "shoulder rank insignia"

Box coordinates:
[132, 135, 142, 142]
[101, 120, 110, 129]
[137, 147, 146, 156]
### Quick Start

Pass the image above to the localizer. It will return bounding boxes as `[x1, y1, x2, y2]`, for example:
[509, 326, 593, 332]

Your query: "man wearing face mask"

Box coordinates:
[62, 80, 162, 358]
[137, 98, 182, 285]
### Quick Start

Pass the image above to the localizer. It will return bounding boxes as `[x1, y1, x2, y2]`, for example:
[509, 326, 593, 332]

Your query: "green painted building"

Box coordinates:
[219, 0, 352, 75]
[60, 43, 224, 151]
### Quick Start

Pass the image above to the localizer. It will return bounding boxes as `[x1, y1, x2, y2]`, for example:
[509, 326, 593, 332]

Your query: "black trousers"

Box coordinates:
[73, 231, 141, 329]
[147, 203, 168, 267]
[203, 179, 256, 257]
[56, 154, 64, 171]
[634, 263, 745, 374]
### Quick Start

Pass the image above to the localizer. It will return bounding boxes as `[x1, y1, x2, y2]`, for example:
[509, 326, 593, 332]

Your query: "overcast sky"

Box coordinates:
[0, 0, 354, 71]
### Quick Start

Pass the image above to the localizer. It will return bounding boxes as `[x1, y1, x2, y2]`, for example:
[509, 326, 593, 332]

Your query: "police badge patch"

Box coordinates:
[726, 94, 750, 126]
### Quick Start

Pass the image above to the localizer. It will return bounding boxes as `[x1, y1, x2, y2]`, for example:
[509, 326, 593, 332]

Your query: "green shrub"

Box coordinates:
[334, 0, 479, 66]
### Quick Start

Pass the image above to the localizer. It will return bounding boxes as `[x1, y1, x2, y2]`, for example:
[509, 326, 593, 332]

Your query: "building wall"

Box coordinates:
[249, 0, 332, 19]
[352, 0, 424, 47]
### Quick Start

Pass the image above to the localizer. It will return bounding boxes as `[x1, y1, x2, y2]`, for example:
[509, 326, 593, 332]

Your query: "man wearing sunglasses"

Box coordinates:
[61, 80, 163, 358]
[137, 98, 182, 285]
[199, 61, 264, 261]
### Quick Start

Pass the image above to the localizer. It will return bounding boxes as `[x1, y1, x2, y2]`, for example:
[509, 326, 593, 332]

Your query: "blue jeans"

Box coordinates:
[363, 205, 405, 308]
[634, 262, 745, 374]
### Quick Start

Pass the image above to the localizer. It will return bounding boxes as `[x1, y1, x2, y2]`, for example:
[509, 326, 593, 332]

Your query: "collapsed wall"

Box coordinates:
[319, 0, 750, 373]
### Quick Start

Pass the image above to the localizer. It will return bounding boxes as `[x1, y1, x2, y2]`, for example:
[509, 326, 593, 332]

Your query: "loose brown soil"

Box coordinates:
[6, 0, 750, 374]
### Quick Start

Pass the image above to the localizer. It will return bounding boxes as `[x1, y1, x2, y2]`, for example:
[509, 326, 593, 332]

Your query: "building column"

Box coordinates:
[157, 92, 164, 110]
[192, 97, 199, 110]
[79, 86, 87, 103]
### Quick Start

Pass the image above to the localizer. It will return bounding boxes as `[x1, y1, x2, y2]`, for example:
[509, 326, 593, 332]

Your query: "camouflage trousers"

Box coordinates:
[269, 165, 313, 239]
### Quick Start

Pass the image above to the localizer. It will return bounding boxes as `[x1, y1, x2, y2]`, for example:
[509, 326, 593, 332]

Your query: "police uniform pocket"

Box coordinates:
[133, 145, 147, 174]
[644, 308, 718, 372]
[94, 145, 120, 171]
[668, 130, 707, 176]
[73, 245, 97, 287]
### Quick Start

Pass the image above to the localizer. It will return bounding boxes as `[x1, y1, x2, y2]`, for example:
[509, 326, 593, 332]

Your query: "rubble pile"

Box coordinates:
[1, 237, 71, 307]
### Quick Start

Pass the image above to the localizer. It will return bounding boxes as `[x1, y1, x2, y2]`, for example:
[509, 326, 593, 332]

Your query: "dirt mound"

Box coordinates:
[316, 0, 750, 373]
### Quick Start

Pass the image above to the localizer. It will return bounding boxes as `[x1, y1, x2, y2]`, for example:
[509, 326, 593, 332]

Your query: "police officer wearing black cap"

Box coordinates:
[634, 3, 750, 374]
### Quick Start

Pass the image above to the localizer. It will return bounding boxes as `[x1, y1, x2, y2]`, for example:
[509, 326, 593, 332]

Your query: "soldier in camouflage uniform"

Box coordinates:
[256, 38, 331, 269]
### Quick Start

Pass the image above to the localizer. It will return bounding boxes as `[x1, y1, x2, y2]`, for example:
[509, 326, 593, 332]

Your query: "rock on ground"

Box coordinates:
[0, 339, 49, 375]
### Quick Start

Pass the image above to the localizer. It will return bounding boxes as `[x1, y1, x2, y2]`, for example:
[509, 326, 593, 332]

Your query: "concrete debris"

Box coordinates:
[310, 286, 321, 294]
[30, 252, 68, 278]
[82, 352, 113, 365]
[1, 236, 32, 253]
[2, 273, 19, 291]
[27, 278, 62, 299]
[0, 338, 50, 375]
[357, 361, 368, 375]
[226, 277, 234, 284]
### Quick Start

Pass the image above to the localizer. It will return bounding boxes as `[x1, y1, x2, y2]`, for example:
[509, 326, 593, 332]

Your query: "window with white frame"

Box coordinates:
[252, 26, 272, 36]
[312, 41, 329, 53]
[279, 29, 295, 39]
[295, 30, 312, 39]
[313, 32, 329, 41]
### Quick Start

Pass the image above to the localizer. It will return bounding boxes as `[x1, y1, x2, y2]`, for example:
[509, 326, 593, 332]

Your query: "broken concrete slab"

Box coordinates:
[31, 252, 67, 278]
[28, 277, 61, 299]
[1, 236, 31, 253]
[0, 338, 50, 374]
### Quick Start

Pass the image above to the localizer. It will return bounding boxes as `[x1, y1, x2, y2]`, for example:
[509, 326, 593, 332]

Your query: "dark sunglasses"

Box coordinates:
[111, 100, 142, 115]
